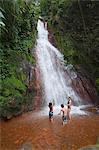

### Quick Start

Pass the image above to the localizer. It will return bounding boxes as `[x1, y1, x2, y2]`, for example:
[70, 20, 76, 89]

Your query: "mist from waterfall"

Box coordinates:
[35, 19, 83, 107]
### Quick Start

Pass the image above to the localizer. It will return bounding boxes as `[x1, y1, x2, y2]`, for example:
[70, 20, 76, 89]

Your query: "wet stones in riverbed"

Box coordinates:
[96, 137, 99, 144]
[18, 142, 32, 150]
[79, 137, 99, 150]
[79, 145, 99, 150]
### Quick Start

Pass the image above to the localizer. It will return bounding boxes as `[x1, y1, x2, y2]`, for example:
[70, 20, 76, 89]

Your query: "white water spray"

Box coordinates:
[35, 19, 85, 108]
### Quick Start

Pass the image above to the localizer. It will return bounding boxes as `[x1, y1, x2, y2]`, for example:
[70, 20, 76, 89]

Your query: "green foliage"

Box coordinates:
[0, 75, 27, 117]
[96, 78, 99, 93]
[0, 0, 40, 118]
[54, 30, 75, 64]
[3, 76, 26, 94]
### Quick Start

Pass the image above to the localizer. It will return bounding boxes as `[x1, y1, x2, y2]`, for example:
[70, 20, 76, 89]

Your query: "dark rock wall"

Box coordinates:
[48, 29, 99, 105]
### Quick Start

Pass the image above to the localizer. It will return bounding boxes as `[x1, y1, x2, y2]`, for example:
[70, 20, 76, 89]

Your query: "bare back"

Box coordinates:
[61, 106, 67, 116]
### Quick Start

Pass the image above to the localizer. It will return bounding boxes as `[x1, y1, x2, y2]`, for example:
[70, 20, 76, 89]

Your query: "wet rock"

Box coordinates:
[79, 137, 99, 150]
[81, 106, 99, 114]
[79, 145, 99, 150]
[72, 66, 99, 104]
[48, 29, 99, 105]
[96, 137, 99, 144]
[2, 111, 13, 120]
[6, 113, 13, 120]
[14, 109, 23, 117]
[32, 66, 42, 110]
[48, 29, 57, 47]
[18, 142, 32, 150]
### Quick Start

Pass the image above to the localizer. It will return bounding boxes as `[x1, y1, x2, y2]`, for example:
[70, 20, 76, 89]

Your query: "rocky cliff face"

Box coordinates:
[32, 66, 42, 110]
[2, 58, 42, 120]
[72, 66, 98, 104]
[48, 29, 99, 105]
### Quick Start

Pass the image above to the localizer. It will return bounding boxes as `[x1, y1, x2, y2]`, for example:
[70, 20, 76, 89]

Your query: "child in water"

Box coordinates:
[48, 102, 53, 122]
[58, 104, 68, 125]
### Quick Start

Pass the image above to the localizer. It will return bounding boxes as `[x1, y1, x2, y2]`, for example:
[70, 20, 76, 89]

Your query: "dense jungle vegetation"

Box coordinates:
[0, 0, 99, 119]
[0, 0, 40, 118]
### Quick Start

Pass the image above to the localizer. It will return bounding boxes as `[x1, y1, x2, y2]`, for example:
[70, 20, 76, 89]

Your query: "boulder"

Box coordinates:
[18, 142, 32, 150]
[79, 145, 99, 150]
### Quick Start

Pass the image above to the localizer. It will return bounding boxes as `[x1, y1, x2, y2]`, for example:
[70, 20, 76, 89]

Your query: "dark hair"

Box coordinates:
[48, 102, 52, 107]
[61, 104, 64, 108]
[68, 97, 71, 104]
[67, 100, 70, 104]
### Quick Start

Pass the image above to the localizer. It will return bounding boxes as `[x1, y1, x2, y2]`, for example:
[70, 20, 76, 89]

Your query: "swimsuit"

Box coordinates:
[68, 105, 71, 109]
[49, 106, 53, 118]
[62, 116, 67, 122]
[49, 111, 53, 118]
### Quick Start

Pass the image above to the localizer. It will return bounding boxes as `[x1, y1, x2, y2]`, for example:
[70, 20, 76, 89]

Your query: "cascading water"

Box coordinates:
[35, 19, 91, 115]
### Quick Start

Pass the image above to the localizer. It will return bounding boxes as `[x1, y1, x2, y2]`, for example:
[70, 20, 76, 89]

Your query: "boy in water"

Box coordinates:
[58, 104, 68, 125]
[48, 102, 53, 122]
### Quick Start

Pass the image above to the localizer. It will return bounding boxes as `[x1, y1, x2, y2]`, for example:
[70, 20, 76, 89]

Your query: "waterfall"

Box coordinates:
[35, 19, 84, 107]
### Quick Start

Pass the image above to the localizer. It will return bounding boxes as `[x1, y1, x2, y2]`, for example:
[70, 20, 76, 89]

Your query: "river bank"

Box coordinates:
[0, 111, 99, 150]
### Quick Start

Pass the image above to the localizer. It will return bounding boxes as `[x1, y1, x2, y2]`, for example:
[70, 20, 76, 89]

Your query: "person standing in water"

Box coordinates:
[58, 104, 68, 125]
[48, 102, 53, 122]
[67, 97, 72, 121]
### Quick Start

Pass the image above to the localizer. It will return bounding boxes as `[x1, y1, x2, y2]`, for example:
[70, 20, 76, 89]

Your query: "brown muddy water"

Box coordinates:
[0, 111, 99, 150]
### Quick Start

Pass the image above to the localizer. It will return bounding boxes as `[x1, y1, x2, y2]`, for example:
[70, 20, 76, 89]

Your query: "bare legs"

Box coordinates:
[49, 117, 53, 123]
[68, 109, 71, 121]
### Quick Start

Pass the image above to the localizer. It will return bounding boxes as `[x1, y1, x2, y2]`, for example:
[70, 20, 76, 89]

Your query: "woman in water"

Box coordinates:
[48, 102, 53, 122]
[67, 97, 72, 121]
